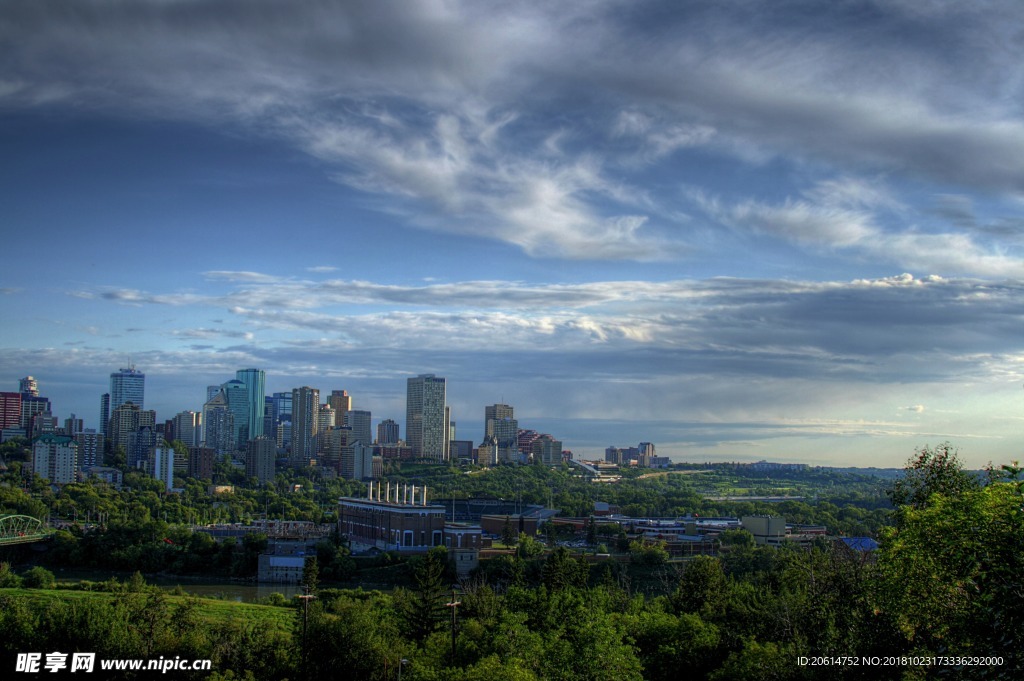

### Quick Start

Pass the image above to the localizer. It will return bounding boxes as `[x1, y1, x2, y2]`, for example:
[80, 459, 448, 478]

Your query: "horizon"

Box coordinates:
[3, 2, 1024, 470]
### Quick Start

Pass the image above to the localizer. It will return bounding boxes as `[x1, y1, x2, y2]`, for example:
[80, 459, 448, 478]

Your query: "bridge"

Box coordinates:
[0, 515, 51, 546]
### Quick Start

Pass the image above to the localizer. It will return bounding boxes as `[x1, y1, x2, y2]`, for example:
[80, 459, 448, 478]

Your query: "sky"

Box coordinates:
[3, 0, 1024, 468]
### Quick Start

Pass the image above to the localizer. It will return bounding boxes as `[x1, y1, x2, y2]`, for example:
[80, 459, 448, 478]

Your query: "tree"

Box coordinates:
[888, 443, 977, 515]
[302, 556, 320, 595]
[501, 517, 519, 547]
[672, 555, 726, 620]
[22, 566, 56, 589]
[398, 546, 449, 642]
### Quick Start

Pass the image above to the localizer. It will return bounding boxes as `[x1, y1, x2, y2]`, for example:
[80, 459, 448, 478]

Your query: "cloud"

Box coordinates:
[6, 2, 1023, 263]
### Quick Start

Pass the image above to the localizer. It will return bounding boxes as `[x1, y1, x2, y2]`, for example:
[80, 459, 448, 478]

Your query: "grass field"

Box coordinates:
[0, 587, 296, 637]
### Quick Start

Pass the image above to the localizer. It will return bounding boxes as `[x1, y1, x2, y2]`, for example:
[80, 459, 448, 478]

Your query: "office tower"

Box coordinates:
[99, 393, 110, 438]
[271, 392, 292, 440]
[32, 434, 78, 484]
[30, 413, 58, 438]
[110, 367, 145, 411]
[234, 368, 266, 439]
[63, 414, 84, 437]
[291, 386, 320, 463]
[19, 376, 38, 397]
[20, 395, 50, 429]
[246, 436, 276, 485]
[263, 397, 273, 441]
[406, 374, 448, 462]
[202, 390, 234, 455]
[377, 418, 399, 445]
[531, 435, 563, 466]
[74, 429, 102, 470]
[221, 379, 251, 449]
[328, 390, 352, 428]
[0, 392, 21, 430]
[485, 404, 514, 437]
[172, 411, 202, 448]
[127, 426, 158, 469]
[340, 441, 374, 480]
[151, 446, 175, 491]
[107, 402, 142, 455]
[349, 409, 372, 447]
[638, 442, 656, 467]
[317, 404, 336, 455]
[207, 385, 221, 403]
[276, 418, 291, 451]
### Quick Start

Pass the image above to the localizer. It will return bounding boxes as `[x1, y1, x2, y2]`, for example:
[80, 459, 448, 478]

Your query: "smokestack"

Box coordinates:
[422, 486, 427, 506]
[367, 481, 372, 500]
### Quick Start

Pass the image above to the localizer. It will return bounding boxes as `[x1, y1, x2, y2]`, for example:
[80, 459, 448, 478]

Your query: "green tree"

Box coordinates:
[398, 546, 449, 642]
[22, 566, 56, 589]
[888, 443, 978, 515]
[302, 556, 320, 595]
[671, 555, 726, 620]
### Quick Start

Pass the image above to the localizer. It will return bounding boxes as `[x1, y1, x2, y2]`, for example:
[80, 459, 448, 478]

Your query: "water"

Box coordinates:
[51, 568, 303, 603]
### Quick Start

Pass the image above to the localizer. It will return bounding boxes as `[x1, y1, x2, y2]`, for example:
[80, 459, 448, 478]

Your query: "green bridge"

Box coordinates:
[0, 515, 52, 546]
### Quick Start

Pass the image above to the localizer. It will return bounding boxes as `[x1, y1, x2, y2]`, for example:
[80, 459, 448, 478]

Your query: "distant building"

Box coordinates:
[188, 446, 215, 480]
[150, 446, 176, 491]
[406, 374, 448, 461]
[82, 465, 122, 489]
[328, 390, 352, 428]
[32, 434, 78, 484]
[220, 379, 251, 450]
[202, 390, 234, 455]
[349, 409, 372, 447]
[20, 395, 50, 430]
[376, 418, 399, 445]
[291, 387, 320, 463]
[235, 368, 265, 440]
[246, 436, 276, 485]
[19, 376, 38, 397]
[0, 392, 22, 430]
[172, 411, 202, 448]
[109, 367, 145, 412]
[63, 414, 84, 437]
[73, 429, 102, 470]
[531, 434, 563, 466]
[340, 441, 374, 480]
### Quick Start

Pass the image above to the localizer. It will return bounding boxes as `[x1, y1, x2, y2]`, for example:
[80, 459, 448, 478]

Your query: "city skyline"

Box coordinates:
[3, 2, 1024, 468]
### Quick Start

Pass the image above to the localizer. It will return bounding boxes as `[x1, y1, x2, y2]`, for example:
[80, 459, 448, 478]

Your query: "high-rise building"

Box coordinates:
[107, 402, 151, 455]
[20, 395, 50, 430]
[63, 414, 84, 437]
[271, 392, 292, 440]
[406, 374, 448, 462]
[19, 376, 38, 397]
[73, 429, 102, 470]
[235, 368, 266, 439]
[377, 418, 400, 445]
[150, 446, 175, 491]
[172, 411, 202, 448]
[328, 390, 352, 428]
[247, 436, 276, 485]
[0, 392, 22, 430]
[109, 367, 145, 412]
[220, 379, 250, 449]
[291, 387, 320, 463]
[531, 435, 563, 466]
[202, 390, 235, 455]
[99, 393, 110, 438]
[187, 447, 215, 480]
[127, 426, 158, 469]
[349, 409, 372, 447]
[485, 404, 514, 437]
[32, 434, 78, 484]
[207, 385, 221, 403]
[317, 404, 336, 455]
[340, 441, 374, 480]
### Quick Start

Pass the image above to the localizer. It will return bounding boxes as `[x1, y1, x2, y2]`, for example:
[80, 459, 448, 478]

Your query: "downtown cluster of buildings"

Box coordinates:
[2, 369, 665, 491]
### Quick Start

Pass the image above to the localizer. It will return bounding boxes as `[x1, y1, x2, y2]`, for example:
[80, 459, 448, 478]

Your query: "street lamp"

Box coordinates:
[295, 587, 317, 676]
[397, 658, 409, 681]
[445, 589, 461, 665]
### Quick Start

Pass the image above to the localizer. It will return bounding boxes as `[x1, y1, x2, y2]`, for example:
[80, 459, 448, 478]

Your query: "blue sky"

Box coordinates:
[3, 0, 1024, 467]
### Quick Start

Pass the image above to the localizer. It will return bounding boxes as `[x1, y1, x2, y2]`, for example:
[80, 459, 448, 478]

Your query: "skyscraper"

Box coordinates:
[485, 404, 515, 437]
[406, 374, 448, 462]
[19, 376, 38, 397]
[328, 390, 352, 428]
[172, 411, 202, 448]
[246, 436, 276, 485]
[202, 390, 234, 455]
[109, 367, 145, 412]
[291, 386, 320, 463]
[349, 409, 372, 447]
[377, 418, 399, 445]
[220, 379, 250, 449]
[0, 392, 21, 430]
[234, 368, 266, 439]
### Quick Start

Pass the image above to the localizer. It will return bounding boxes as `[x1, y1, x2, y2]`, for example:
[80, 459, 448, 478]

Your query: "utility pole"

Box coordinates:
[295, 586, 316, 678]
[445, 589, 461, 666]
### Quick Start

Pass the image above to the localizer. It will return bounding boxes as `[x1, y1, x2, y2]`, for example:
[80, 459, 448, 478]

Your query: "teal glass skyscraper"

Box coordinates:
[235, 368, 266, 440]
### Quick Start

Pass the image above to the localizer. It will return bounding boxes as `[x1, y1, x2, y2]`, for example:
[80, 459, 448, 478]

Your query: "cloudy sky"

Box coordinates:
[3, 0, 1024, 468]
